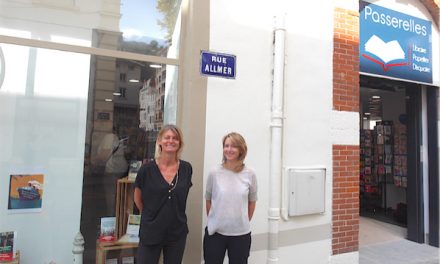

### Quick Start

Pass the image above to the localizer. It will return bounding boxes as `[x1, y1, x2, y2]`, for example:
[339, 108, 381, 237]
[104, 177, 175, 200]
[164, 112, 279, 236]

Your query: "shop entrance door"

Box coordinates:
[360, 76, 425, 243]
[406, 85, 439, 246]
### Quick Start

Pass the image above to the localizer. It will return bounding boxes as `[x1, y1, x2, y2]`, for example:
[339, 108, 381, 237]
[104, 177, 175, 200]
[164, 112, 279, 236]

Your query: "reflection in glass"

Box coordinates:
[0, 47, 4, 89]
[0, 43, 91, 98]
[34, 49, 90, 98]
[120, 0, 182, 58]
[0, 44, 30, 94]
[81, 55, 178, 262]
[1, 0, 182, 58]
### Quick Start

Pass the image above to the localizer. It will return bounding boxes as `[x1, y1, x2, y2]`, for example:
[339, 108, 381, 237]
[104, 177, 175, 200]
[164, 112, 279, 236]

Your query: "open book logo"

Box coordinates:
[362, 35, 409, 72]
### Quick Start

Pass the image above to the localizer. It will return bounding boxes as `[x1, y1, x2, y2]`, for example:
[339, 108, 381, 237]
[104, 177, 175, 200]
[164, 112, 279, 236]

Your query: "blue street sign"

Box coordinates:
[360, 1, 432, 84]
[200, 51, 236, 79]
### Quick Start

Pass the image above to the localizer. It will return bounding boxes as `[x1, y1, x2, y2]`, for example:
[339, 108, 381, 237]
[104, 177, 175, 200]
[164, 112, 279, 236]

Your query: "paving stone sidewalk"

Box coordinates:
[360, 239, 439, 264]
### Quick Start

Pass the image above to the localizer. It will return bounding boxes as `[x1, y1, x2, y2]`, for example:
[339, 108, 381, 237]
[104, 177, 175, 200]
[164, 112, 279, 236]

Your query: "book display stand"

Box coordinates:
[96, 177, 138, 264]
[360, 121, 407, 217]
[360, 129, 380, 210]
[115, 177, 136, 239]
[374, 121, 394, 213]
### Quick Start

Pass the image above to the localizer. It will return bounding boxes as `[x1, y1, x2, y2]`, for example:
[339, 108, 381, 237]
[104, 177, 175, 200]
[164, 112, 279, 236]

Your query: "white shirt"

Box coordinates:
[205, 165, 258, 236]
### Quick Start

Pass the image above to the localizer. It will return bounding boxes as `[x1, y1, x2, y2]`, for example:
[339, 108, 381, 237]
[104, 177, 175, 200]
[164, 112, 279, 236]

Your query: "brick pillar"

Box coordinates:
[332, 7, 360, 255]
[333, 145, 360, 254]
[333, 8, 359, 112]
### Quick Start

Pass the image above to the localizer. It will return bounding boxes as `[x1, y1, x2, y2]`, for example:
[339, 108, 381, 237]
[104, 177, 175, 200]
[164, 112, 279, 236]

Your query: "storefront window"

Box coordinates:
[120, 0, 182, 58]
[0, 43, 90, 263]
[0, 0, 182, 59]
[0, 1, 182, 262]
[81, 55, 178, 263]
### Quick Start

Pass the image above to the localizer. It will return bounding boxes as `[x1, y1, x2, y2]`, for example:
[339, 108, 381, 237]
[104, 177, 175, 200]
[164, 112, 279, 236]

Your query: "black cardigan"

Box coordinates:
[134, 159, 192, 245]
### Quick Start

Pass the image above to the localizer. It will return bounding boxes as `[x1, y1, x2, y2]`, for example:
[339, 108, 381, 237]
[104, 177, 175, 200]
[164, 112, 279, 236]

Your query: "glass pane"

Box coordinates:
[81, 55, 178, 262]
[0, 0, 182, 58]
[0, 44, 90, 263]
[0, 43, 178, 262]
[120, 0, 182, 58]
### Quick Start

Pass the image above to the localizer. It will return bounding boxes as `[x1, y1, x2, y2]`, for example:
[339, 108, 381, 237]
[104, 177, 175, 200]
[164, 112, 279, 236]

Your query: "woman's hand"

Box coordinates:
[206, 200, 211, 216]
[134, 187, 143, 213]
[248, 201, 256, 220]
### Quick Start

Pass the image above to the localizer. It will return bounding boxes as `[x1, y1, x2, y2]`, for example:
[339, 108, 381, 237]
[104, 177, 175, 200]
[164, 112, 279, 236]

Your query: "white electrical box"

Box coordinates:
[288, 168, 326, 216]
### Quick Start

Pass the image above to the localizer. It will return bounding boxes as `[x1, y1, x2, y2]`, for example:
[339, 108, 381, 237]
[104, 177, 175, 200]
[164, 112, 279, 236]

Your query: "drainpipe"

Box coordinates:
[268, 14, 285, 264]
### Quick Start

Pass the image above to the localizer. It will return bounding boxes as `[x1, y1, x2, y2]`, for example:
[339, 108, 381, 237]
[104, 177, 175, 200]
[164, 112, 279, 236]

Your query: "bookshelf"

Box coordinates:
[96, 177, 138, 264]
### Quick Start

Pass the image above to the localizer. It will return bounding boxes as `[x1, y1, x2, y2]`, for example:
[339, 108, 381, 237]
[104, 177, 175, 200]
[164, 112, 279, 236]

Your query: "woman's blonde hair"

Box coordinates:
[154, 124, 184, 159]
[222, 132, 248, 172]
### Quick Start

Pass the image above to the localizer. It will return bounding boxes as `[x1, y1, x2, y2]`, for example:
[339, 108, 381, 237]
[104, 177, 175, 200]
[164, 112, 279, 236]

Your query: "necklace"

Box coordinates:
[169, 170, 179, 191]
[156, 159, 180, 189]
[157, 160, 178, 179]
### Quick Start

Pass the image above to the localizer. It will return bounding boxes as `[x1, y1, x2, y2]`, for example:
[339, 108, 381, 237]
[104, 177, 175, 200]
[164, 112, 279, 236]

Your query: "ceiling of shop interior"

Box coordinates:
[359, 75, 413, 119]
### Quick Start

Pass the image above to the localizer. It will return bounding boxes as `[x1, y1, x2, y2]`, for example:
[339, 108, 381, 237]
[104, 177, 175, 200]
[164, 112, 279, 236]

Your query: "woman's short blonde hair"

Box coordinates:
[154, 124, 184, 159]
[222, 132, 248, 172]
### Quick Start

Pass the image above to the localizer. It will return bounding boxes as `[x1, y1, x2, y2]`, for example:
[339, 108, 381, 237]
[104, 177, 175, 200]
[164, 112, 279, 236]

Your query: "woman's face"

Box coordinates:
[158, 130, 180, 154]
[223, 137, 240, 162]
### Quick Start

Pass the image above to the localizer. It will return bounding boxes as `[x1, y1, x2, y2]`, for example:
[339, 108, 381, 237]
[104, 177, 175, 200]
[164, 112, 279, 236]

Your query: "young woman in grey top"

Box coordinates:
[204, 132, 258, 264]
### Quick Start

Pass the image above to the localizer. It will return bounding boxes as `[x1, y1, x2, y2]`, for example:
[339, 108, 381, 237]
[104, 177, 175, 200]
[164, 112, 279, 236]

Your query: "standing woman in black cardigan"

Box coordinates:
[134, 124, 193, 264]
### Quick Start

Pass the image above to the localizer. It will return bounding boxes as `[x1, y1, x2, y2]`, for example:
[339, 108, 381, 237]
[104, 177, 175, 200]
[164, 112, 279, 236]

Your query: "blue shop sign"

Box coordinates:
[360, 1, 432, 84]
[200, 51, 236, 79]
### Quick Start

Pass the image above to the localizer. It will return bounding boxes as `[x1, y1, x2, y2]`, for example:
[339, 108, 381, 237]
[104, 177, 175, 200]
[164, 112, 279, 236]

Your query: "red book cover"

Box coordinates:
[99, 217, 116, 242]
[0, 231, 15, 261]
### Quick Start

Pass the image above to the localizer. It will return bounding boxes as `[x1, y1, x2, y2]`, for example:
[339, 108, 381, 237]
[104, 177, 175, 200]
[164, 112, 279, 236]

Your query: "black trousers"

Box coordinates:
[137, 235, 187, 264]
[203, 227, 251, 264]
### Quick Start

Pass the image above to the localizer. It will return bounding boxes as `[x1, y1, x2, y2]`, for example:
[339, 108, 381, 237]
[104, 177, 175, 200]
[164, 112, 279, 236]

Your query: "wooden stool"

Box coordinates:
[95, 240, 137, 264]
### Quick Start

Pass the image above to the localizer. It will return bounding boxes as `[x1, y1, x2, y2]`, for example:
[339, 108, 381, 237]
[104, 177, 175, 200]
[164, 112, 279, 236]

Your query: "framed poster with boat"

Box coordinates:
[8, 174, 44, 213]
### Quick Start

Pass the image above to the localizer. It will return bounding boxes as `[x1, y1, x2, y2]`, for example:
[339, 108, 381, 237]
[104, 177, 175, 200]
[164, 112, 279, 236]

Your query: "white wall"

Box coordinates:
[204, 0, 334, 263]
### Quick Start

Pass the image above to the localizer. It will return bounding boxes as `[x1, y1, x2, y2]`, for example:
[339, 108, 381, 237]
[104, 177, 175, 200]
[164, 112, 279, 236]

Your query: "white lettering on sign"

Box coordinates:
[201, 51, 235, 78]
[413, 44, 426, 54]
[211, 55, 227, 64]
[363, 5, 427, 36]
[412, 54, 429, 63]
[204, 64, 232, 75]
[413, 63, 430, 73]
